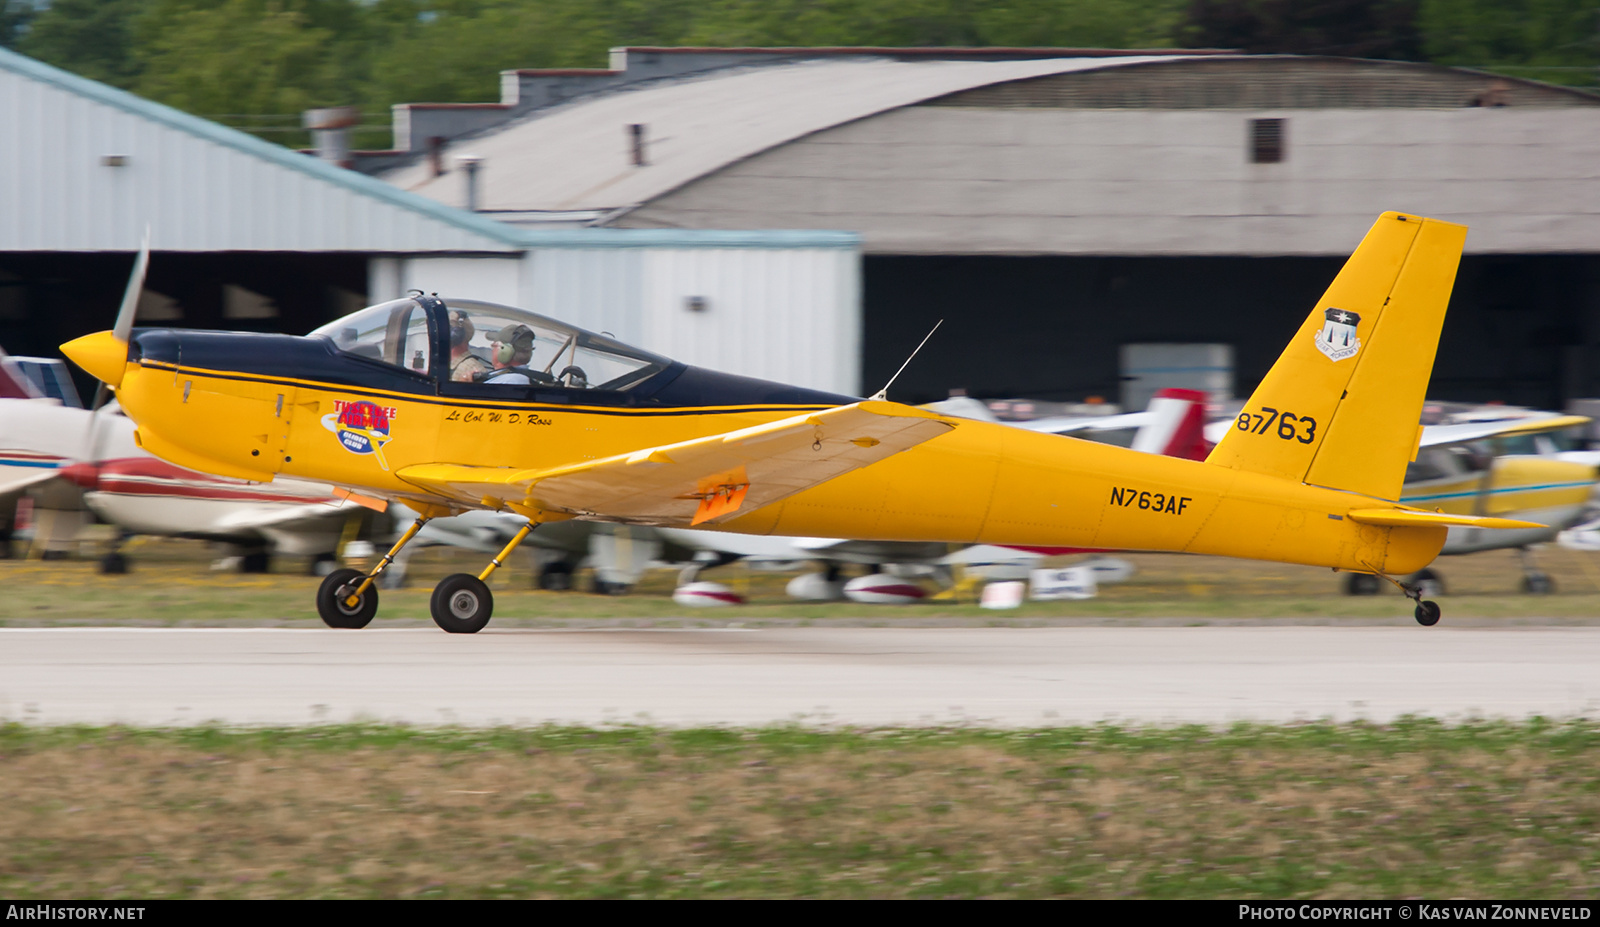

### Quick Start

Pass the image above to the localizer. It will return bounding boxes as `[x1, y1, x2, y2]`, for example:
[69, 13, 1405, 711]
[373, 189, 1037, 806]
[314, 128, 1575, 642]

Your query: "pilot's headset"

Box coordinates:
[448, 311, 474, 350]
[492, 324, 535, 364]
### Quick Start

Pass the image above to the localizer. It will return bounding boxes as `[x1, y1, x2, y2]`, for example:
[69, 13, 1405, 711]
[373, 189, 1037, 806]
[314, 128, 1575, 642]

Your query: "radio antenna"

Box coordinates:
[870, 319, 942, 402]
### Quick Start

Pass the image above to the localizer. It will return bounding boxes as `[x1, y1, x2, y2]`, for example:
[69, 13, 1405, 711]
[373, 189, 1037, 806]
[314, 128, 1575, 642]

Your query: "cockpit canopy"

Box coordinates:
[308, 296, 670, 392]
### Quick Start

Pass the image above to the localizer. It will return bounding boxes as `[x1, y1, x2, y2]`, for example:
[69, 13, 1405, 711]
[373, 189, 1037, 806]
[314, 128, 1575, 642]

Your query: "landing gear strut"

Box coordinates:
[1378, 572, 1442, 626]
[314, 513, 434, 629]
[1342, 571, 1442, 626]
[1517, 547, 1554, 595]
[428, 520, 538, 634]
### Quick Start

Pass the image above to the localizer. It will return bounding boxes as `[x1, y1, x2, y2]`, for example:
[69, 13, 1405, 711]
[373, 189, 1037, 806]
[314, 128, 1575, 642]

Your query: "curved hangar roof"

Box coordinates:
[383, 56, 1193, 216]
[383, 54, 1598, 222]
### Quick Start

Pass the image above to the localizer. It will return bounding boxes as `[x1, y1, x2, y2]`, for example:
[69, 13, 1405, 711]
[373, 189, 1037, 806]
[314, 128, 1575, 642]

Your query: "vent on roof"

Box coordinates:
[1250, 117, 1285, 163]
[629, 123, 647, 166]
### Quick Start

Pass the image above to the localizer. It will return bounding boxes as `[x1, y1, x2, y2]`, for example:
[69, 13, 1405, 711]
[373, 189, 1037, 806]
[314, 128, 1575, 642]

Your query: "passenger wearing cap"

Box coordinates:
[448, 311, 492, 382]
[481, 324, 545, 385]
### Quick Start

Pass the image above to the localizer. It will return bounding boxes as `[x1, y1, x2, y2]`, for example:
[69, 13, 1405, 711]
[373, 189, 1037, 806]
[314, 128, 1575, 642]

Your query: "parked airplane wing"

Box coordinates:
[1419, 414, 1591, 449]
[397, 401, 955, 527]
[0, 453, 68, 495]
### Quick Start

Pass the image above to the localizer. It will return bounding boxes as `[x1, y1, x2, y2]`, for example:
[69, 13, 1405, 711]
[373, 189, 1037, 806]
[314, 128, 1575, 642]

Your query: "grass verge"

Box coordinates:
[2, 720, 1597, 898]
[7, 543, 1600, 624]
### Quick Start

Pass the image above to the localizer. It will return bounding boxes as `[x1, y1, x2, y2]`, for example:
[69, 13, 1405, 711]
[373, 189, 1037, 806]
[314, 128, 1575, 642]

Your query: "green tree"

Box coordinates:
[18, 0, 143, 85]
[133, 0, 342, 126]
[1180, 0, 1423, 58]
[0, 1, 35, 50]
[1419, 0, 1600, 84]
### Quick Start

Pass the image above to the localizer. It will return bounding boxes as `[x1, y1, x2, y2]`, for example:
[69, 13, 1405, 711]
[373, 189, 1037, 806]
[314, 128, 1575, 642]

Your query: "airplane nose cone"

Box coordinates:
[61, 331, 129, 387]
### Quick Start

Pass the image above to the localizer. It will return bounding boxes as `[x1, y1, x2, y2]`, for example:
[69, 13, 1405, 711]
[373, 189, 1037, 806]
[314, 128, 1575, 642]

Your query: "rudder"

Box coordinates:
[1206, 212, 1466, 501]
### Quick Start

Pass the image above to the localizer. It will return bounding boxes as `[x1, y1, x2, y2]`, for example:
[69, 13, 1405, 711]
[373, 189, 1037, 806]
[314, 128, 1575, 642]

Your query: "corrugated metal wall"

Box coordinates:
[0, 64, 514, 253]
[640, 248, 860, 396]
[524, 248, 645, 345]
[394, 246, 861, 396]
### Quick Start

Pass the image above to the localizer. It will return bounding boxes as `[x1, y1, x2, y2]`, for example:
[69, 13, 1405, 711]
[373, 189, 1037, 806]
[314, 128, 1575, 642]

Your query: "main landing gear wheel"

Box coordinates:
[1520, 572, 1554, 595]
[316, 568, 378, 629]
[1414, 600, 1442, 627]
[431, 573, 494, 634]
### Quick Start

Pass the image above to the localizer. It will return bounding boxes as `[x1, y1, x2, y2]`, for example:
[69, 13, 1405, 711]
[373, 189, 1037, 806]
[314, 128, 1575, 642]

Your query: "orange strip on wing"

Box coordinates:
[692, 483, 749, 526]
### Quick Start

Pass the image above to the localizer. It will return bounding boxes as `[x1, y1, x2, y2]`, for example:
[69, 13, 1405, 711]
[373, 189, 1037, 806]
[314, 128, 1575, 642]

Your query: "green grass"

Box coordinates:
[1, 720, 1596, 898]
[6, 540, 1600, 624]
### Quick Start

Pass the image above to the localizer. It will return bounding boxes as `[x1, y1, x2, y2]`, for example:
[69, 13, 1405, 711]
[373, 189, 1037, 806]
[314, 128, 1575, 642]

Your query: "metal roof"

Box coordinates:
[382, 56, 1191, 215]
[0, 46, 527, 252]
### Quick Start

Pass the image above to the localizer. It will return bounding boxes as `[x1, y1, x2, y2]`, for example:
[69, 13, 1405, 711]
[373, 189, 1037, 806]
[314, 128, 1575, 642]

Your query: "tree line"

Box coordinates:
[2, 1, 1596, 149]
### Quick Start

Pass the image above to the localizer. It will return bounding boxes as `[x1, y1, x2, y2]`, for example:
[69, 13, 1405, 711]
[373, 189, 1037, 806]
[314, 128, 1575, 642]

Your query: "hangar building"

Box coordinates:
[0, 47, 860, 398]
[379, 48, 1600, 409]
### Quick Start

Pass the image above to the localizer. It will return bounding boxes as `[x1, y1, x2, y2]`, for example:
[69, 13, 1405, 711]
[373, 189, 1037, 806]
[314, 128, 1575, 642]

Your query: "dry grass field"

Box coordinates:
[4, 539, 1600, 625]
[1, 722, 1596, 899]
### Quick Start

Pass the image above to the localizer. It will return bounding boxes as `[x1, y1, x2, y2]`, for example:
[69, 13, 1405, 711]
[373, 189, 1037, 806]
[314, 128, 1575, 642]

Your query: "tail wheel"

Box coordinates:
[1414, 600, 1441, 627]
[316, 568, 378, 629]
[431, 573, 494, 634]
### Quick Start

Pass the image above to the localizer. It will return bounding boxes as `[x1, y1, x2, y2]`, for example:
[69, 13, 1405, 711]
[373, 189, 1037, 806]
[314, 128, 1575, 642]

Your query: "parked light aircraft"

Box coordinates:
[2, 339, 398, 570]
[0, 386, 376, 571]
[64, 213, 1540, 632]
[1391, 414, 1595, 595]
[1200, 410, 1597, 595]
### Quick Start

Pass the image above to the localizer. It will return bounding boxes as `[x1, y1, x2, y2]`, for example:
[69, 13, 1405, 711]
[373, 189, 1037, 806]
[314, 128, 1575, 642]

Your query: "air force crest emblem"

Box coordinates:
[1315, 307, 1361, 362]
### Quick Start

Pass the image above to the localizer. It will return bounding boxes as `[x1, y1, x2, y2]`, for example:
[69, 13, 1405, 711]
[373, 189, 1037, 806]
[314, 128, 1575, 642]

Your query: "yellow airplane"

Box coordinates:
[63, 212, 1541, 632]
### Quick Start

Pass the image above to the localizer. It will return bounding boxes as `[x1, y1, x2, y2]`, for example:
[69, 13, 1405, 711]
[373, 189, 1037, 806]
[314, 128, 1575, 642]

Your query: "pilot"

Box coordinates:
[481, 324, 541, 384]
[448, 311, 491, 382]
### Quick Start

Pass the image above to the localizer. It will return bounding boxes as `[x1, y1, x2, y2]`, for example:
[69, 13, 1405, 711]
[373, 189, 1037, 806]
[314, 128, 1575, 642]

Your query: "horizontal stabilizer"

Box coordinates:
[1345, 509, 1545, 530]
[398, 401, 953, 526]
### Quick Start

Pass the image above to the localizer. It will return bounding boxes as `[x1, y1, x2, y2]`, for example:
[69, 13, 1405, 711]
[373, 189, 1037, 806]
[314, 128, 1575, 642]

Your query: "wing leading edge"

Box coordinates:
[396, 401, 955, 527]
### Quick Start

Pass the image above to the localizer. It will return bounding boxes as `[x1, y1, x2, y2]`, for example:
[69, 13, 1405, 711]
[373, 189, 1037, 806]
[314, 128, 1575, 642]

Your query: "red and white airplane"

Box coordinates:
[1, 347, 364, 571]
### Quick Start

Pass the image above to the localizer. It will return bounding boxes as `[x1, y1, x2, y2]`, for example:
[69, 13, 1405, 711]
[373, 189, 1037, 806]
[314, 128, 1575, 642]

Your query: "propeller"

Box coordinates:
[81, 227, 151, 470]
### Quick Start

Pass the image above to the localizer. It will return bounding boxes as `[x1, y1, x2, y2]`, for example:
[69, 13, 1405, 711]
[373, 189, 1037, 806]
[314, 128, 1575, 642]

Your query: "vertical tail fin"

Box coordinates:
[1206, 212, 1466, 501]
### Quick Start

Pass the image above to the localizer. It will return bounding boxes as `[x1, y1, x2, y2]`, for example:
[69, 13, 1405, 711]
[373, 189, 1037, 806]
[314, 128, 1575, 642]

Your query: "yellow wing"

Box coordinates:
[396, 401, 954, 526]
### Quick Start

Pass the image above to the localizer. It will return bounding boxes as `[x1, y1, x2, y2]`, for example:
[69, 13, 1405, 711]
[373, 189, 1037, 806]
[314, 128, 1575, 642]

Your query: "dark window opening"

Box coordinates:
[1250, 118, 1285, 163]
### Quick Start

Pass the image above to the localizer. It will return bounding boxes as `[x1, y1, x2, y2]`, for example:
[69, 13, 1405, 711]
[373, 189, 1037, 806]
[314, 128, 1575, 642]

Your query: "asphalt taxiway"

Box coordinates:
[1, 625, 1595, 727]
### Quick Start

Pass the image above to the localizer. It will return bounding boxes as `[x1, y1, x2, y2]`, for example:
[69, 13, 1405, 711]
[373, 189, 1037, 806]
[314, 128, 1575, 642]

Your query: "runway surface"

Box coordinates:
[2, 626, 1597, 727]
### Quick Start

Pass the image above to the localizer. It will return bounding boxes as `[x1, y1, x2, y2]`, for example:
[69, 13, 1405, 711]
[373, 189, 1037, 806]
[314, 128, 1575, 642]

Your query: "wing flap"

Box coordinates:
[1346, 508, 1545, 530]
[398, 401, 954, 526]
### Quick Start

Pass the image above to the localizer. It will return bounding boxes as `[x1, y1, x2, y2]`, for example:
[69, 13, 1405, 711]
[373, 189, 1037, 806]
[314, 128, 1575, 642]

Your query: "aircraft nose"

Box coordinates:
[61, 331, 130, 387]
